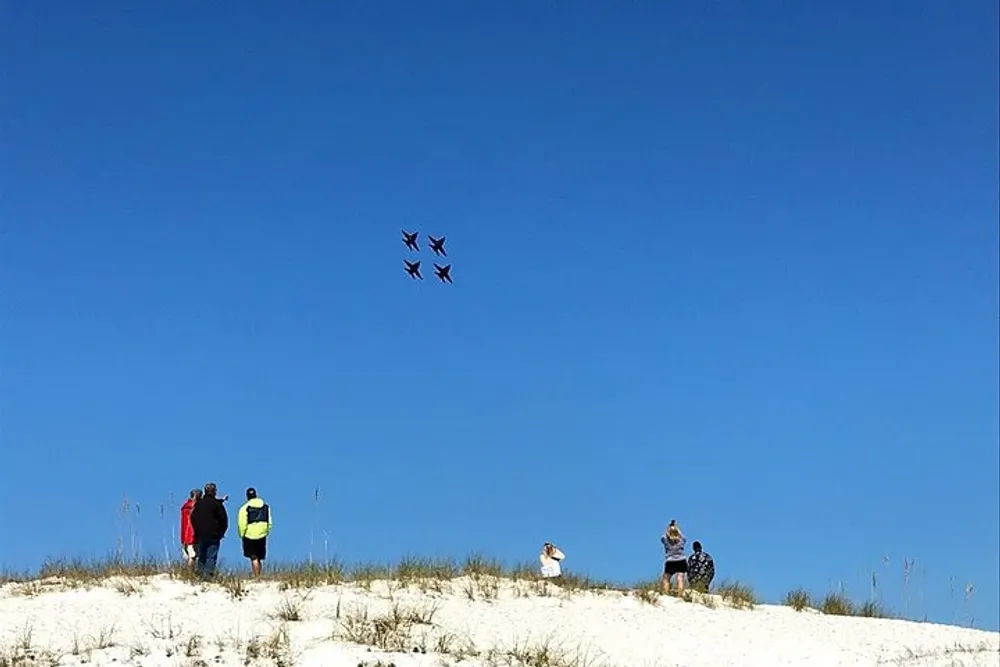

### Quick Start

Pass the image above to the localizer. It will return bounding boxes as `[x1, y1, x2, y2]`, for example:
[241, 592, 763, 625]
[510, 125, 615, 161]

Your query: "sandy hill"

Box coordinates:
[1, 565, 998, 667]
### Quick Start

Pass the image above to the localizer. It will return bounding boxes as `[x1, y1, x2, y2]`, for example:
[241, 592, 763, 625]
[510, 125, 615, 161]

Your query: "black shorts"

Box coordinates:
[664, 559, 688, 576]
[242, 537, 267, 560]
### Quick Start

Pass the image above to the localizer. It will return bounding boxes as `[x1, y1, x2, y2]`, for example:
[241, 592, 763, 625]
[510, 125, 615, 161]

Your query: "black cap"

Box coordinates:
[246, 487, 257, 500]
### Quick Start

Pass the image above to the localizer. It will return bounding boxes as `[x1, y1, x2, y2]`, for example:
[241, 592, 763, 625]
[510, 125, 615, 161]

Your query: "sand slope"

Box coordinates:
[1, 575, 997, 667]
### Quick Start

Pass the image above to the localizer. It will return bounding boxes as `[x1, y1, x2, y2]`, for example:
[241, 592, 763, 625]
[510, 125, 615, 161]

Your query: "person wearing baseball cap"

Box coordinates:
[237, 487, 272, 576]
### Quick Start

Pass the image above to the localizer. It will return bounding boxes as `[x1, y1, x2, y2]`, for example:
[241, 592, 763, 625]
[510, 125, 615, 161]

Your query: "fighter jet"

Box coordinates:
[404, 259, 423, 280]
[434, 263, 453, 284]
[402, 230, 419, 252]
[428, 235, 447, 257]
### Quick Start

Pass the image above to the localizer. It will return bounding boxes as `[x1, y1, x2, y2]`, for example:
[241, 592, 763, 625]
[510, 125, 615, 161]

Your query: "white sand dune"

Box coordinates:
[1, 574, 997, 667]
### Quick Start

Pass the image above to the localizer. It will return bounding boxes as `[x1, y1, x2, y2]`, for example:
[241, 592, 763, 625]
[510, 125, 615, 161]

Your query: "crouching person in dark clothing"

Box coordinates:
[190, 482, 228, 578]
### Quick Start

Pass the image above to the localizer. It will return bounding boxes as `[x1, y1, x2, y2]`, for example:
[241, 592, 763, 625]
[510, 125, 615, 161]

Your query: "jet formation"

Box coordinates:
[401, 230, 454, 284]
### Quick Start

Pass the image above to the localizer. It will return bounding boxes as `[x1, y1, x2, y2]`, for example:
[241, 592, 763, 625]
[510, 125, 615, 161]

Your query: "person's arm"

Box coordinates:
[218, 502, 229, 537]
[551, 548, 564, 560]
[237, 505, 247, 538]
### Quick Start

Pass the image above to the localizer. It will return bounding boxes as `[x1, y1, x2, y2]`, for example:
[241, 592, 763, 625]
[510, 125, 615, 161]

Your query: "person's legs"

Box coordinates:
[662, 561, 686, 594]
[243, 538, 265, 576]
[242, 538, 252, 573]
[676, 560, 689, 595]
[254, 537, 266, 575]
[250, 537, 267, 577]
[194, 541, 208, 577]
[202, 540, 220, 577]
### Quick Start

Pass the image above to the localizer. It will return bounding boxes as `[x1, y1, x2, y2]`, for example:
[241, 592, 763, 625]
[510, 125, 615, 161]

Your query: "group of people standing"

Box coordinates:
[179, 496, 708, 595]
[538, 521, 715, 597]
[661, 519, 715, 594]
[179, 482, 273, 578]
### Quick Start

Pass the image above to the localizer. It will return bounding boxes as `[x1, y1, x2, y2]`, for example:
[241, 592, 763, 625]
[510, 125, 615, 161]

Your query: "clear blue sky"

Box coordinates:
[2, 1, 997, 630]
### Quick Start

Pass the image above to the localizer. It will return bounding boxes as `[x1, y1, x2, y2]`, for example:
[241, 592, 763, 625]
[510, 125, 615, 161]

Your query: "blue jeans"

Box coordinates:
[195, 540, 221, 578]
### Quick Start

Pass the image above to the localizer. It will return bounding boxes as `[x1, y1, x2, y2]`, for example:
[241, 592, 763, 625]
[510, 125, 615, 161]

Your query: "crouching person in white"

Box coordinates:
[539, 542, 565, 578]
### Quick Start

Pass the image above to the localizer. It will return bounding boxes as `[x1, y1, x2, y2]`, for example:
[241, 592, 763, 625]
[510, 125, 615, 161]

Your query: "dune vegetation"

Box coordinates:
[1, 552, 997, 667]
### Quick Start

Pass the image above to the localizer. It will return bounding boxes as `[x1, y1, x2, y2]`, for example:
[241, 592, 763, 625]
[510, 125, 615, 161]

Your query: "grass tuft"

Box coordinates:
[715, 580, 758, 610]
[635, 585, 661, 606]
[820, 591, 855, 616]
[264, 624, 295, 667]
[493, 636, 610, 667]
[336, 602, 427, 652]
[272, 591, 312, 622]
[857, 599, 889, 618]
[462, 553, 506, 578]
[784, 588, 812, 612]
[218, 574, 248, 600]
[271, 559, 345, 590]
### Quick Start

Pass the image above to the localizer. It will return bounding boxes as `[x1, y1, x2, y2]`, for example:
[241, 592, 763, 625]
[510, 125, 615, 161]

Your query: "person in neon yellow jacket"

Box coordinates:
[237, 487, 272, 575]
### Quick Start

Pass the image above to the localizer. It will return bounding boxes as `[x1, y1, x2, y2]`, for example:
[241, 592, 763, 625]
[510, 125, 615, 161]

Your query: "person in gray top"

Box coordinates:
[660, 520, 688, 594]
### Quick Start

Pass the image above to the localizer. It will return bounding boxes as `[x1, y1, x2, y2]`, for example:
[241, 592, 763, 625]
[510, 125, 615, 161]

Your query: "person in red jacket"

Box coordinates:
[179, 489, 202, 568]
